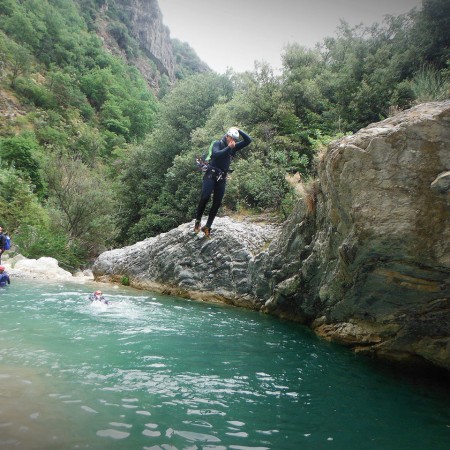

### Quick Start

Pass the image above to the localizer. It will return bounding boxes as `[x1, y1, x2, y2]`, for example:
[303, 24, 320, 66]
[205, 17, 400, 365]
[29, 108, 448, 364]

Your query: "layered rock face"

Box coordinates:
[254, 101, 450, 370]
[93, 217, 279, 308]
[93, 101, 450, 371]
[116, 0, 175, 80]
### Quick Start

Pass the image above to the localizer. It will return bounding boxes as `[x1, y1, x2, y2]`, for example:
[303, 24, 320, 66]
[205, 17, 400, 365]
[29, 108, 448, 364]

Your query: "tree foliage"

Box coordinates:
[0, 165, 48, 232]
[43, 154, 117, 256]
[0, 135, 45, 196]
[0, 0, 448, 266]
[117, 73, 234, 241]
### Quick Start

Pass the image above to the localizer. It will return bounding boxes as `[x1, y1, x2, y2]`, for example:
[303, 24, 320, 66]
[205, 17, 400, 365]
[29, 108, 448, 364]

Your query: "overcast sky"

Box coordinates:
[158, 0, 422, 73]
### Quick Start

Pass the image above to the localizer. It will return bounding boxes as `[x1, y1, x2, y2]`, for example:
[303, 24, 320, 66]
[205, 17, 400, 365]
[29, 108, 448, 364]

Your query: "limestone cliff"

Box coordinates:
[93, 101, 450, 372]
[94, 0, 176, 84]
[117, 0, 175, 80]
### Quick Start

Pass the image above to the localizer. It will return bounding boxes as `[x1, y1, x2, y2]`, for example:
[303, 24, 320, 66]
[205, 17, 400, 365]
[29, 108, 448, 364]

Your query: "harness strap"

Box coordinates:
[207, 165, 227, 181]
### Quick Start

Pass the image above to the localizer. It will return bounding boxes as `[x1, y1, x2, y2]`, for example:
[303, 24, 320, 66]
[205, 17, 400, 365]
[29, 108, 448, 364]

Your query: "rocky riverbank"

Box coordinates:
[93, 216, 280, 308]
[93, 101, 450, 373]
[3, 254, 94, 282]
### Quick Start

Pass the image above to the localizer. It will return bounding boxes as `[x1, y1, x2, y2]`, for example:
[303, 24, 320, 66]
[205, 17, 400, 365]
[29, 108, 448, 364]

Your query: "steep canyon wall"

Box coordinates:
[95, 0, 176, 85]
[117, 0, 175, 79]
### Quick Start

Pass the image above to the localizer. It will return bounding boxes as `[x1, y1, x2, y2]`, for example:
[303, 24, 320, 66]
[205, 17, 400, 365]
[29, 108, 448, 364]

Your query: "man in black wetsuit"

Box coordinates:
[194, 127, 252, 237]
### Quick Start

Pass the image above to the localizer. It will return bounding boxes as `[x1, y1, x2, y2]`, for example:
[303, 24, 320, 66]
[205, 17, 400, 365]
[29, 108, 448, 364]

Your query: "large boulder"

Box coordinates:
[255, 100, 450, 371]
[93, 216, 279, 308]
[6, 256, 94, 282]
[12, 257, 73, 280]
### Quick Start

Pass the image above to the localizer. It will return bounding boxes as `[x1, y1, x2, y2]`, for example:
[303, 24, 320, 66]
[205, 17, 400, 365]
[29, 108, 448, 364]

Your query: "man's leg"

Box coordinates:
[205, 180, 226, 228]
[195, 176, 215, 222]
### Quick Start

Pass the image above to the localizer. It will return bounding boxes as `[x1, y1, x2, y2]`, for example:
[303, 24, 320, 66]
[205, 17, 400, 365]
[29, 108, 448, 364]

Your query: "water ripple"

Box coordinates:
[0, 280, 448, 450]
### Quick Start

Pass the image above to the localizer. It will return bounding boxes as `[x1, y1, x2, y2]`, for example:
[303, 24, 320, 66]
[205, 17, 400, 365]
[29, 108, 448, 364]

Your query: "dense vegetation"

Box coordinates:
[0, 0, 448, 270]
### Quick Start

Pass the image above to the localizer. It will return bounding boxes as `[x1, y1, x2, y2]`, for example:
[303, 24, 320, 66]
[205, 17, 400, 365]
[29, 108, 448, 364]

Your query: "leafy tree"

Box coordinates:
[34, 113, 71, 149]
[80, 65, 157, 142]
[1, 8, 42, 51]
[225, 158, 290, 211]
[159, 72, 233, 136]
[282, 45, 327, 124]
[411, 0, 450, 69]
[5, 41, 33, 88]
[43, 155, 117, 256]
[124, 92, 158, 141]
[100, 98, 131, 140]
[227, 64, 314, 175]
[0, 0, 17, 16]
[0, 164, 85, 270]
[13, 76, 57, 109]
[80, 67, 116, 110]
[0, 165, 49, 232]
[281, 6, 449, 137]
[108, 21, 138, 57]
[116, 73, 233, 241]
[13, 224, 84, 271]
[70, 123, 106, 162]
[47, 70, 90, 111]
[0, 135, 45, 196]
[171, 38, 211, 79]
[157, 74, 171, 100]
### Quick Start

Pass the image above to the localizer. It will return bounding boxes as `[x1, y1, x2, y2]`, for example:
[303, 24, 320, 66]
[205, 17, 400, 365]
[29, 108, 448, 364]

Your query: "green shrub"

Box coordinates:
[13, 224, 84, 272]
[411, 66, 449, 103]
[0, 134, 45, 196]
[0, 165, 48, 230]
[226, 159, 289, 211]
[14, 77, 56, 108]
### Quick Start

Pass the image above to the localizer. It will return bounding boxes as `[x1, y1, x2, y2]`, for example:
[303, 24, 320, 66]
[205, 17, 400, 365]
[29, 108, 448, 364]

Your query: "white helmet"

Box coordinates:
[226, 127, 239, 141]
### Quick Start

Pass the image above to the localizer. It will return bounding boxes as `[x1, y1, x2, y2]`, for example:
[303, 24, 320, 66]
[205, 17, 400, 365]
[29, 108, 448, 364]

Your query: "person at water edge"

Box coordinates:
[89, 290, 109, 304]
[194, 127, 252, 237]
[0, 265, 10, 287]
[0, 227, 6, 263]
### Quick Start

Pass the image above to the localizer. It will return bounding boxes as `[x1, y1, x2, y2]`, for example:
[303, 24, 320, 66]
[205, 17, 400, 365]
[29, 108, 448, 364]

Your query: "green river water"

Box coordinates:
[0, 279, 448, 450]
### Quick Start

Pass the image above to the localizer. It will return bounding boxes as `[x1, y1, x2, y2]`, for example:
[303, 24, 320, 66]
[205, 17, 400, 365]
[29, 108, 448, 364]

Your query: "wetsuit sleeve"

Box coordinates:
[234, 129, 252, 152]
[211, 140, 232, 158]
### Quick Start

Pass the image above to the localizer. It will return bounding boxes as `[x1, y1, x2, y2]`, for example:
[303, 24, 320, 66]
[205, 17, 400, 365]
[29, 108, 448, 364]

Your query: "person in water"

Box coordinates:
[194, 127, 252, 238]
[0, 265, 10, 287]
[89, 290, 109, 304]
